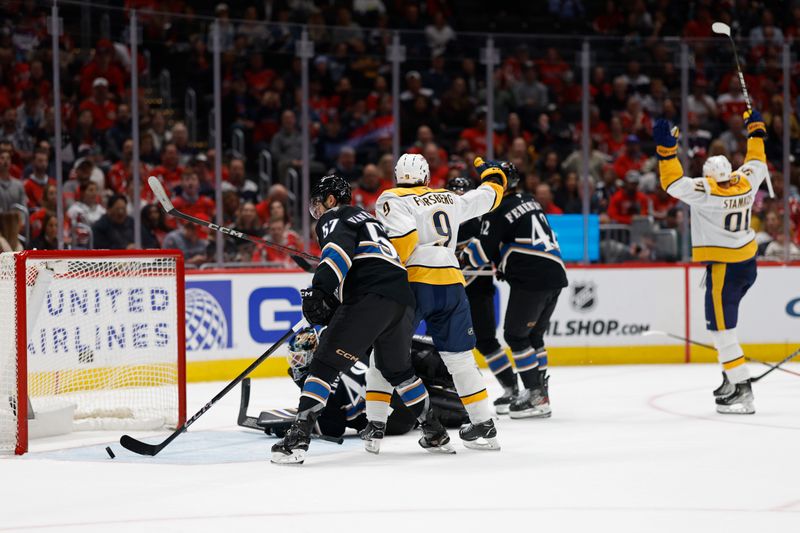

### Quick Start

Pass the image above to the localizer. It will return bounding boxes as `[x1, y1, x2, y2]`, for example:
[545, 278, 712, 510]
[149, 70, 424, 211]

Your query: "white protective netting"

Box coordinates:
[0, 252, 182, 454]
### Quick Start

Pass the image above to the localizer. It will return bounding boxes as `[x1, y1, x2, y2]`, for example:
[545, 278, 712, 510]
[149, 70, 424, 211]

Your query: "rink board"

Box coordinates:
[181, 264, 800, 381]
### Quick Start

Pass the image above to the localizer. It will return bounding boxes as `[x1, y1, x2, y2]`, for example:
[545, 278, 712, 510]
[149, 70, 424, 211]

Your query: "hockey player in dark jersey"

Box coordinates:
[255, 327, 469, 439]
[271, 174, 454, 464]
[462, 162, 568, 418]
[448, 177, 522, 415]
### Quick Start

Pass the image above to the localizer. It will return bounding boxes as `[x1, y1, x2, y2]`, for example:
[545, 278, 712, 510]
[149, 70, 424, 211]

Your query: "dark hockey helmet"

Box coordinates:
[288, 326, 320, 380]
[446, 176, 474, 195]
[499, 161, 520, 189]
[311, 174, 352, 206]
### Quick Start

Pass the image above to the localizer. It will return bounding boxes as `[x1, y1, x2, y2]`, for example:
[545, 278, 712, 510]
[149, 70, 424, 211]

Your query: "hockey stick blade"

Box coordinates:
[148, 176, 175, 213]
[120, 320, 306, 456]
[711, 22, 731, 36]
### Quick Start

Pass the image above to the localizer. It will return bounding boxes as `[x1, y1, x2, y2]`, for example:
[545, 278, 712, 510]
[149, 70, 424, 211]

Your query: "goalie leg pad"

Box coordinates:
[711, 328, 750, 384]
[441, 350, 491, 424]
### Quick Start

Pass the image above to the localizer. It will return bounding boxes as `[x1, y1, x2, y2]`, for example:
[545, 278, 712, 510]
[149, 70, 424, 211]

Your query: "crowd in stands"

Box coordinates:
[0, 0, 799, 265]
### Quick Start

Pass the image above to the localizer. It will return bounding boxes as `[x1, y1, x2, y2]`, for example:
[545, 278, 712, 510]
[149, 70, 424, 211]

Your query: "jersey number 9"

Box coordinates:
[432, 211, 453, 247]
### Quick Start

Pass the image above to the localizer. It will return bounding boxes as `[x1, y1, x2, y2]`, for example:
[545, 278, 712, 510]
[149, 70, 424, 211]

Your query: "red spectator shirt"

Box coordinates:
[79, 63, 126, 97]
[171, 194, 216, 222]
[607, 189, 649, 225]
[251, 231, 303, 267]
[24, 175, 55, 209]
[352, 183, 390, 214]
[542, 203, 563, 215]
[460, 128, 488, 154]
[152, 165, 185, 188]
[612, 152, 648, 181]
[79, 98, 117, 131]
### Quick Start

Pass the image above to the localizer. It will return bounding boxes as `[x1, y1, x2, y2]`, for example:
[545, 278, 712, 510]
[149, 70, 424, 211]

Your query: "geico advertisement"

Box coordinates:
[688, 265, 800, 344]
[506, 267, 686, 347]
[183, 267, 688, 362]
[26, 276, 180, 371]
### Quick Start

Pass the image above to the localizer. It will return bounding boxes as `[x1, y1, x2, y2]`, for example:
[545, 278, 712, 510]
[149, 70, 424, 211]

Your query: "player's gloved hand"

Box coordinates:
[473, 157, 508, 190]
[743, 109, 766, 138]
[653, 119, 679, 160]
[301, 288, 337, 326]
[494, 269, 506, 282]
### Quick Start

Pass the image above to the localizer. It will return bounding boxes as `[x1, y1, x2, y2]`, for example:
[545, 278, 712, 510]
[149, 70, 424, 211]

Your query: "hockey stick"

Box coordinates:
[712, 22, 774, 198]
[147, 176, 319, 272]
[119, 320, 307, 456]
[237, 378, 343, 444]
[642, 330, 800, 379]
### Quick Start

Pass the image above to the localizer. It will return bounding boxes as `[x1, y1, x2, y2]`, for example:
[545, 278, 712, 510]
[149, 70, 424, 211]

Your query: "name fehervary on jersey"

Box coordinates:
[412, 193, 455, 207]
[722, 196, 753, 209]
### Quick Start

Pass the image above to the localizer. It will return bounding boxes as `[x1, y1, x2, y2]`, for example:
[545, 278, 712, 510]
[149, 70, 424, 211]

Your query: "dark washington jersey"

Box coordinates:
[313, 205, 415, 307]
[456, 217, 494, 294]
[463, 192, 568, 290]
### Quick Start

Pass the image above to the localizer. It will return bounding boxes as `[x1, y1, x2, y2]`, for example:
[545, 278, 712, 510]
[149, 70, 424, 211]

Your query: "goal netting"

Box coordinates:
[0, 250, 186, 455]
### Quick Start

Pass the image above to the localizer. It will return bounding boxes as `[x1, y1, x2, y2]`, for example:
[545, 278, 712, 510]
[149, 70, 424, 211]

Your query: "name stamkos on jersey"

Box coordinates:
[722, 196, 753, 209]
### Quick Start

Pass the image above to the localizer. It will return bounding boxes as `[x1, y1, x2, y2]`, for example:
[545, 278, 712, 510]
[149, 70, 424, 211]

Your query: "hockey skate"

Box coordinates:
[359, 421, 386, 454]
[419, 410, 456, 454]
[509, 374, 551, 419]
[459, 419, 500, 450]
[713, 372, 735, 397]
[270, 417, 314, 464]
[493, 384, 518, 415]
[716, 380, 755, 414]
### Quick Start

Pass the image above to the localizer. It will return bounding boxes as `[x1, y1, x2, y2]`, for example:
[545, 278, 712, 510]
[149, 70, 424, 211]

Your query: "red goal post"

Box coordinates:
[0, 250, 186, 455]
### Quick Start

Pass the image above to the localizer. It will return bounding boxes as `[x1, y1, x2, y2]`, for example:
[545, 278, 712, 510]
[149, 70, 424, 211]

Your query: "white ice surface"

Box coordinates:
[1, 363, 799, 533]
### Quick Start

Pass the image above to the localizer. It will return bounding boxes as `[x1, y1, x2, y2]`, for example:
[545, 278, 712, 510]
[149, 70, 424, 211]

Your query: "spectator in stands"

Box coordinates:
[188, 153, 215, 198]
[613, 135, 648, 181]
[400, 71, 434, 107]
[687, 78, 718, 127]
[63, 159, 95, 207]
[619, 96, 652, 140]
[425, 12, 456, 57]
[554, 172, 583, 214]
[221, 190, 240, 226]
[513, 62, 549, 121]
[750, 9, 784, 48]
[650, 186, 678, 225]
[352, 164, 387, 214]
[163, 219, 208, 265]
[172, 169, 215, 222]
[271, 110, 302, 182]
[718, 114, 747, 156]
[92, 194, 135, 250]
[0, 150, 26, 213]
[535, 183, 563, 215]
[105, 103, 132, 163]
[0, 212, 22, 252]
[24, 148, 54, 209]
[17, 89, 45, 138]
[152, 143, 184, 189]
[1, 108, 32, 162]
[329, 146, 362, 183]
[561, 138, 608, 183]
[716, 78, 748, 124]
[763, 224, 800, 261]
[28, 213, 58, 250]
[251, 217, 302, 267]
[67, 181, 105, 226]
[424, 54, 451, 98]
[439, 77, 474, 131]
[30, 184, 57, 239]
[171, 122, 195, 166]
[331, 6, 363, 47]
[459, 109, 488, 154]
[79, 39, 125, 97]
[147, 110, 170, 155]
[141, 204, 170, 249]
[607, 170, 649, 225]
[423, 143, 449, 189]
[79, 78, 117, 132]
[223, 157, 258, 203]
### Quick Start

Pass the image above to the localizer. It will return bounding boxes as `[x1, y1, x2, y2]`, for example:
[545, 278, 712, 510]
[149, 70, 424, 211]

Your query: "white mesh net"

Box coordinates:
[0, 252, 183, 454]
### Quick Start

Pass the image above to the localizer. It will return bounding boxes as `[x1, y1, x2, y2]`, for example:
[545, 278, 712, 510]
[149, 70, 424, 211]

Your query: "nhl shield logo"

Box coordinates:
[570, 281, 597, 312]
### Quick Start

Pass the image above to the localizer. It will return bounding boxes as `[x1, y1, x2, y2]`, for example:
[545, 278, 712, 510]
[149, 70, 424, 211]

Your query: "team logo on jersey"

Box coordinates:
[185, 280, 233, 350]
[570, 281, 597, 312]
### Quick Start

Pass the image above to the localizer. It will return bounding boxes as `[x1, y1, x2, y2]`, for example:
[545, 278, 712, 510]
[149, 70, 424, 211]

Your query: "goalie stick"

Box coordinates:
[237, 378, 343, 444]
[119, 320, 307, 456]
[148, 176, 318, 272]
[642, 330, 800, 381]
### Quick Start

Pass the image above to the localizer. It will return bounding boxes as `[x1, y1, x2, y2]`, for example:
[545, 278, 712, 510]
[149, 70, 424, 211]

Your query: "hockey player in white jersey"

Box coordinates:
[654, 109, 769, 414]
[363, 153, 506, 450]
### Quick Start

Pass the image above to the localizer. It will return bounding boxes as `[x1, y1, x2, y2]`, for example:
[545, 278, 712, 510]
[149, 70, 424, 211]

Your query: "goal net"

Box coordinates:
[0, 250, 186, 455]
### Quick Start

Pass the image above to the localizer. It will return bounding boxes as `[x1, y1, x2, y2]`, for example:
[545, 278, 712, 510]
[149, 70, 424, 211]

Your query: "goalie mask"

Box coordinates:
[287, 326, 320, 380]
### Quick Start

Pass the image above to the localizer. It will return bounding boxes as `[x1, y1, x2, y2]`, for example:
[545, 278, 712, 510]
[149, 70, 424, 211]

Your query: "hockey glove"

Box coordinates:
[653, 119, 679, 160]
[743, 109, 766, 138]
[473, 157, 508, 190]
[301, 288, 338, 326]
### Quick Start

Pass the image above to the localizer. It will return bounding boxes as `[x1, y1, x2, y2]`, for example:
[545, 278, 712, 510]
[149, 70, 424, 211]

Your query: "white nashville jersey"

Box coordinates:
[664, 159, 768, 263]
[376, 183, 502, 285]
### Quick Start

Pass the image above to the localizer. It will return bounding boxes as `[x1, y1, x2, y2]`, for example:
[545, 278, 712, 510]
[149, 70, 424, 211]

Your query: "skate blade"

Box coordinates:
[462, 437, 501, 451]
[508, 407, 552, 419]
[419, 439, 457, 454]
[270, 449, 306, 465]
[495, 404, 510, 415]
[716, 402, 755, 415]
[364, 440, 382, 454]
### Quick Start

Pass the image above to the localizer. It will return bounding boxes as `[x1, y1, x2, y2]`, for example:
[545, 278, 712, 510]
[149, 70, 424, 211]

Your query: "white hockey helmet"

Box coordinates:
[703, 155, 733, 183]
[395, 153, 430, 186]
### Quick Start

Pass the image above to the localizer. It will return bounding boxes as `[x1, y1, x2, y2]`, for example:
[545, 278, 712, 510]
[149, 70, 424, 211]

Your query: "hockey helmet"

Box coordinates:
[288, 326, 320, 380]
[446, 176, 474, 195]
[703, 155, 733, 183]
[499, 161, 520, 189]
[395, 153, 430, 186]
[310, 174, 351, 219]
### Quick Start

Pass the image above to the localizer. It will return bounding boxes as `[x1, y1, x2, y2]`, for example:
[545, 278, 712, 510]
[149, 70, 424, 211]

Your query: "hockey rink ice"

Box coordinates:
[2, 363, 798, 533]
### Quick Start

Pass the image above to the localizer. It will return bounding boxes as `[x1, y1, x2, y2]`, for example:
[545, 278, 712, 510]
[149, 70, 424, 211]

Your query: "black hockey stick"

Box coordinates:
[119, 320, 307, 456]
[148, 176, 318, 272]
[237, 378, 343, 444]
[642, 330, 800, 379]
